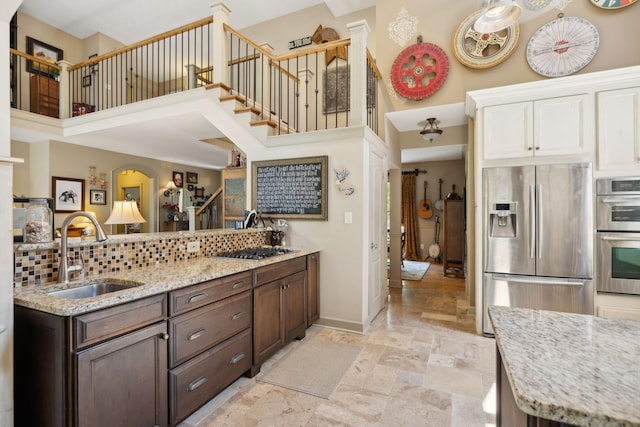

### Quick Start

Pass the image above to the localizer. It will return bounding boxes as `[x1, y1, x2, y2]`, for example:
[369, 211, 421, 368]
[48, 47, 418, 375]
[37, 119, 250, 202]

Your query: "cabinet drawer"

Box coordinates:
[74, 294, 167, 349]
[255, 257, 306, 287]
[169, 271, 252, 316]
[169, 291, 251, 367]
[169, 328, 251, 425]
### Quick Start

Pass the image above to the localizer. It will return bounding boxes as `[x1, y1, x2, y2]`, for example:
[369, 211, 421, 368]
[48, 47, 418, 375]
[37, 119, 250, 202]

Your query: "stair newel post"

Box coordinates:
[297, 68, 314, 133]
[211, 2, 231, 86]
[57, 60, 72, 119]
[259, 42, 275, 120]
[346, 20, 370, 128]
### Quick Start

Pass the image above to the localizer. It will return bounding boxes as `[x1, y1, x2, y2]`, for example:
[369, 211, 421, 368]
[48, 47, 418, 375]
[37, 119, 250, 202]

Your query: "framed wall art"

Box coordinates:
[89, 189, 106, 205]
[173, 171, 184, 188]
[186, 172, 198, 184]
[52, 176, 84, 213]
[26, 36, 63, 77]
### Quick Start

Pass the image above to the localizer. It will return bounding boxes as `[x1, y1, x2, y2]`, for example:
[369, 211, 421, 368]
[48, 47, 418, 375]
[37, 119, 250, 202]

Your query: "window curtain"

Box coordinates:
[401, 174, 420, 261]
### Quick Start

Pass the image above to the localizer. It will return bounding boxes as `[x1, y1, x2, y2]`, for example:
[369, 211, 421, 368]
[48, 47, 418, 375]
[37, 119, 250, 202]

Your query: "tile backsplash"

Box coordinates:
[14, 229, 269, 287]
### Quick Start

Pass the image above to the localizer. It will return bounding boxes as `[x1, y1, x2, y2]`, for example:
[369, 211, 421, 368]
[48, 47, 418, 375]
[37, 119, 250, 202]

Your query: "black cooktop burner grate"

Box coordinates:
[216, 247, 294, 260]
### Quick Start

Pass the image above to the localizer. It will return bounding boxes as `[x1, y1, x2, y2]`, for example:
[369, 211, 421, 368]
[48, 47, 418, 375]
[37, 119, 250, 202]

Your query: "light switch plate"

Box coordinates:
[344, 211, 352, 224]
[187, 241, 200, 253]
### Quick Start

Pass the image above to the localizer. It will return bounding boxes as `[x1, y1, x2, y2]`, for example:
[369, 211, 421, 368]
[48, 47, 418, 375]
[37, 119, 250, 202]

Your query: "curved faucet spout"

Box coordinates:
[58, 212, 109, 283]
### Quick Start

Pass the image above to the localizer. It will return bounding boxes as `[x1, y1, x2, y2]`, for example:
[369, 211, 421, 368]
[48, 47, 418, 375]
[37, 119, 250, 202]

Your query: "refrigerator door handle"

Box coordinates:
[491, 274, 587, 286]
[530, 184, 536, 259]
[537, 183, 543, 260]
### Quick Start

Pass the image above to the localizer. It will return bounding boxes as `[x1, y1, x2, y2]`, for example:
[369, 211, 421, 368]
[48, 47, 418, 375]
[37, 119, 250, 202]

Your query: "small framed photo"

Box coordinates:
[173, 171, 183, 188]
[187, 184, 195, 191]
[89, 189, 106, 205]
[82, 74, 92, 87]
[52, 176, 85, 213]
[194, 187, 205, 198]
[186, 172, 198, 184]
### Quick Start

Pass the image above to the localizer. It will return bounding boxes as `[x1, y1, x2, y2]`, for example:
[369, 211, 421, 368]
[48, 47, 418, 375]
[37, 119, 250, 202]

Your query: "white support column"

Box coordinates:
[347, 20, 370, 128]
[57, 60, 72, 119]
[211, 2, 231, 85]
[297, 68, 314, 131]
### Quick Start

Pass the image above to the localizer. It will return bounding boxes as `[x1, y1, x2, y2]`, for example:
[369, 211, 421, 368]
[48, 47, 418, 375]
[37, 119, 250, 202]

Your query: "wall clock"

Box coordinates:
[452, 9, 520, 69]
[390, 37, 449, 100]
[526, 15, 599, 78]
[590, 0, 637, 8]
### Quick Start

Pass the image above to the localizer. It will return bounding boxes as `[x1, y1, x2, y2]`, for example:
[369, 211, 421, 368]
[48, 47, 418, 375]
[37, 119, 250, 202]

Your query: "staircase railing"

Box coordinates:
[195, 186, 222, 230]
[66, 17, 213, 116]
[223, 23, 381, 136]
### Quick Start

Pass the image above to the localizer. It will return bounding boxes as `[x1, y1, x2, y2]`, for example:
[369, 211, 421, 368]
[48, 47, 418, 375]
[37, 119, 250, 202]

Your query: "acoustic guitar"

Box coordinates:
[418, 181, 433, 219]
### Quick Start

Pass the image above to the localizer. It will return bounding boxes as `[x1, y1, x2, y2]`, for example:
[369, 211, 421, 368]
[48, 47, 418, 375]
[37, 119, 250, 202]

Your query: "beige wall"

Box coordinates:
[12, 140, 221, 232]
[376, 1, 640, 112]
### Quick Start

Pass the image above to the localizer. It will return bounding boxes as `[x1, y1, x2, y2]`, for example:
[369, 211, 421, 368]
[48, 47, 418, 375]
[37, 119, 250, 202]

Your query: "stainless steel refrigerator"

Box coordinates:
[483, 163, 593, 335]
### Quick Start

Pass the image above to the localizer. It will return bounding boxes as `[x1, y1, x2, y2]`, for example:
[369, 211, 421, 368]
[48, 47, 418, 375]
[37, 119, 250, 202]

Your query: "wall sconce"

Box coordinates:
[164, 180, 177, 197]
[105, 200, 146, 234]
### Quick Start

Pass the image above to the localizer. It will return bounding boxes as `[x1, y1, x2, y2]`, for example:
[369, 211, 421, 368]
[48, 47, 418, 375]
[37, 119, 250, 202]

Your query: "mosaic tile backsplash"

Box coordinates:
[14, 229, 269, 287]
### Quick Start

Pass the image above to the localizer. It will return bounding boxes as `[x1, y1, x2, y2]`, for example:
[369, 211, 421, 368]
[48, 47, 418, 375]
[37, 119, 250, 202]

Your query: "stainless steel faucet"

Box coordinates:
[58, 212, 108, 283]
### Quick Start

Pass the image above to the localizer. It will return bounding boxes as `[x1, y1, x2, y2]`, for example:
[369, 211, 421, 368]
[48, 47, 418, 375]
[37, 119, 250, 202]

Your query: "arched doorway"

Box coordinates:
[111, 165, 158, 233]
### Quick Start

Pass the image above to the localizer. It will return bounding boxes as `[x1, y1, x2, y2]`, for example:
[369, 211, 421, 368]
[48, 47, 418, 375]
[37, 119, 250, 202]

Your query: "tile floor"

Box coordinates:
[179, 263, 497, 427]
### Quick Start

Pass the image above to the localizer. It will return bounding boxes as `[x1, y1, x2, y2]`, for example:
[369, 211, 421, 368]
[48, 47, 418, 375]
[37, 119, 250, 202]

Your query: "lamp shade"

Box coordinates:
[166, 181, 177, 190]
[105, 200, 146, 225]
[473, 0, 521, 33]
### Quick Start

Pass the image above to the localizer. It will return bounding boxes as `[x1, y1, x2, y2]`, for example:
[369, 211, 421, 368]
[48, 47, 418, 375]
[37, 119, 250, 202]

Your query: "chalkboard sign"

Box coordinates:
[252, 156, 328, 220]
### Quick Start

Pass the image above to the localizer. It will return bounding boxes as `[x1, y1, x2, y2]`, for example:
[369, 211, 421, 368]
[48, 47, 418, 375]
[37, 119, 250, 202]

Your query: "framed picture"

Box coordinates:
[52, 176, 84, 213]
[186, 172, 198, 184]
[187, 184, 194, 191]
[82, 74, 92, 87]
[194, 187, 205, 198]
[122, 186, 141, 210]
[89, 189, 106, 205]
[26, 36, 63, 77]
[173, 171, 183, 188]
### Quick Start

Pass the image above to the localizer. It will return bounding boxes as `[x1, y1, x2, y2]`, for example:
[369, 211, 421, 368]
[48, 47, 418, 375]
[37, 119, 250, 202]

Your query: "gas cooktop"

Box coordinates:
[216, 247, 295, 260]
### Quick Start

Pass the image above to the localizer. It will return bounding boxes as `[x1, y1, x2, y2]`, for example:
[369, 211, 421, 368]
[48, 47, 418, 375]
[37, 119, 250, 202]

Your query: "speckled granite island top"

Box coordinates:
[14, 248, 317, 317]
[489, 306, 640, 427]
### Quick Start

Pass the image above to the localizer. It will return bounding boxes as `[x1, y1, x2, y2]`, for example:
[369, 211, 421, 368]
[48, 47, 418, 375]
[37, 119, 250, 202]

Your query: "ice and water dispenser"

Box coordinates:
[488, 203, 517, 238]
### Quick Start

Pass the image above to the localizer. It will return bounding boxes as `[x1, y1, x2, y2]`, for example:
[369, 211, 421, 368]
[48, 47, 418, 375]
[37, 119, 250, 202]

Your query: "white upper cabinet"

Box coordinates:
[597, 87, 640, 173]
[482, 94, 591, 160]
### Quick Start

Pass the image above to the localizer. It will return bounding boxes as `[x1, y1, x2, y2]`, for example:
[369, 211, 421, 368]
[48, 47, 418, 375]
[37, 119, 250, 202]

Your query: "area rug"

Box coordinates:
[388, 260, 431, 281]
[257, 338, 362, 399]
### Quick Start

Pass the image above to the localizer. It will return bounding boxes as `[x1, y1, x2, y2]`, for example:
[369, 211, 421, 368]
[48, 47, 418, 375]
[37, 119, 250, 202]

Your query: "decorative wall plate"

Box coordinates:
[590, 0, 637, 8]
[390, 37, 449, 100]
[452, 10, 520, 69]
[526, 15, 599, 78]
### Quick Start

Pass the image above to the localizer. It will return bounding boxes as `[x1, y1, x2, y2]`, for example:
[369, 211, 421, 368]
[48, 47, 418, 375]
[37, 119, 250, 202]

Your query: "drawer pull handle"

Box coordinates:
[231, 281, 246, 290]
[231, 311, 245, 321]
[187, 293, 208, 303]
[188, 329, 205, 341]
[158, 333, 169, 340]
[230, 352, 246, 365]
[187, 376, 207, 392]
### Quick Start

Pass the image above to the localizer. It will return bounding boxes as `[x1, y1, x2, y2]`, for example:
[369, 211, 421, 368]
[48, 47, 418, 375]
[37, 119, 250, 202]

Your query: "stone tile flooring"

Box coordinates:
[179, 263, 497, 427]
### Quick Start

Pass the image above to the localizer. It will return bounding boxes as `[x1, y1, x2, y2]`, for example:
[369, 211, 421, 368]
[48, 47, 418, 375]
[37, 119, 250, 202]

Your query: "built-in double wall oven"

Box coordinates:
[596, 177, 640, 296]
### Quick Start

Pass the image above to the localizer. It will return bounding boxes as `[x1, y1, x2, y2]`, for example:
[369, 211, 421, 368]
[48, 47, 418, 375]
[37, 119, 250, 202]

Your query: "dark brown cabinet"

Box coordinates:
[76, 322, 168, 427]
[30, 74, 60, 118]
[307, 252, 320, 326]
[167, 271, 253, 425]
[14, 294, 168, 427]
[443, 199, 465, 276]
[252, 257, 307, 374]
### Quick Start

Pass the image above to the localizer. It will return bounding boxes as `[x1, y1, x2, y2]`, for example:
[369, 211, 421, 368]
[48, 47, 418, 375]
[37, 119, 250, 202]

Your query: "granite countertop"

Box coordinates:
[489, 306, 640, 427]
[14, 248, 317, 317]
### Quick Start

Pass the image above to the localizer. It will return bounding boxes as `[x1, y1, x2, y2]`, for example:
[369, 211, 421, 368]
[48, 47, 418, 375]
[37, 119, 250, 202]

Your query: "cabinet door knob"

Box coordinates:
[528, 147, 533, 151]
[535, 146, 540, 150]
[158, 333, 169, 340]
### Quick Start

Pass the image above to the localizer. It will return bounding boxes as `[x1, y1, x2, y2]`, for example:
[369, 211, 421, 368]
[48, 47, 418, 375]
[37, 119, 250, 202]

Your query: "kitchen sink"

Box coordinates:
[46, 279, 142, 299]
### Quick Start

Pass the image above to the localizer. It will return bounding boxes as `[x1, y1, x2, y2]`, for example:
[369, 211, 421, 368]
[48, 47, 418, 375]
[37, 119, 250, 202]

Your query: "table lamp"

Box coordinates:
[105, 200, 146, 234]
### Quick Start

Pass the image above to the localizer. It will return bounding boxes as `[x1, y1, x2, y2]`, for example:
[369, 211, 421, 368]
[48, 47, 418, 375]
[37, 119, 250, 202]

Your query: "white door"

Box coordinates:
[368, 149, 385, 319]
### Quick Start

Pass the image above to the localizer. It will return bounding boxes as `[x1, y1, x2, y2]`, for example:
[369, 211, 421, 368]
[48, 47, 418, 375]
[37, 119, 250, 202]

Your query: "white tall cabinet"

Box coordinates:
[467, 66, 640, 333]
[597, 87, 640, 174]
